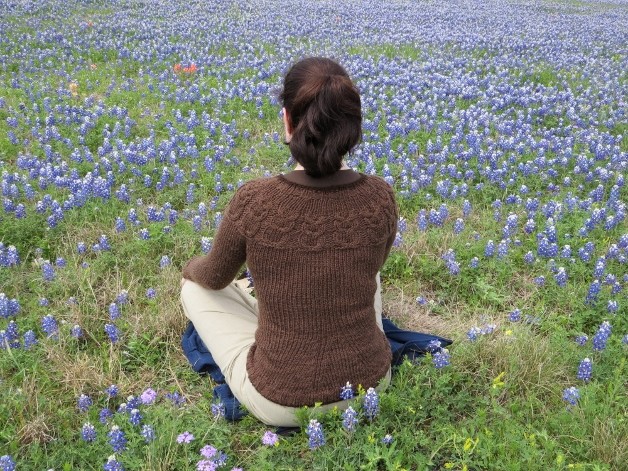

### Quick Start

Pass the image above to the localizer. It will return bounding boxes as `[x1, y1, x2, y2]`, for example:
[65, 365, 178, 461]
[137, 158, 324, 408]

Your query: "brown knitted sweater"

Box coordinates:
[182, 170, 398, 407]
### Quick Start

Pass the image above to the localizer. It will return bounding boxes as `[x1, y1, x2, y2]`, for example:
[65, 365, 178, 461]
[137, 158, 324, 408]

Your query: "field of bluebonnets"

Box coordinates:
[0, 0, 627, 469]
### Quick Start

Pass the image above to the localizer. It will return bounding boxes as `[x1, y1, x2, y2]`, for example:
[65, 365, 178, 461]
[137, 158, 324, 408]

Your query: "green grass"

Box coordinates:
[0, 0, 627, 470]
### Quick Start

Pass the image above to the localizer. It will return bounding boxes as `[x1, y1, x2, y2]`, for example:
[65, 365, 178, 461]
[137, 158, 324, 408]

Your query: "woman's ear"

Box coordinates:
[282, 107, 293, 142]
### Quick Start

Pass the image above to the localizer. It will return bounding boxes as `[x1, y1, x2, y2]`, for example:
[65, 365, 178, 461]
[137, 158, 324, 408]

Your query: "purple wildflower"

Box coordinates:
[177, 431, 195, 444]
[262, 431, 279, 446]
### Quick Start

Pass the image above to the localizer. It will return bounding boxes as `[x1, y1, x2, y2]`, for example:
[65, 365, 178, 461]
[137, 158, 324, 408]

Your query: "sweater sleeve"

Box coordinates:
[382, 185, 399, 262]
[182, 191, 247, 290]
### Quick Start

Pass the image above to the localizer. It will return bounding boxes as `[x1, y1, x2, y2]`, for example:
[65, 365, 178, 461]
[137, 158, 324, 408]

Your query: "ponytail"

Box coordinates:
[280, 58, 362, 178]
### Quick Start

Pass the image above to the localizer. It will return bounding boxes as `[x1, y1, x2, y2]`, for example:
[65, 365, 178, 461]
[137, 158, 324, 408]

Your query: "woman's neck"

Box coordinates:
[294, 162, 350, 171]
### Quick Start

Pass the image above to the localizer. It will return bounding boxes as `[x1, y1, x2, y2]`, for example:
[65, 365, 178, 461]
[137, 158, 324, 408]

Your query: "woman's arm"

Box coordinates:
[182, 196, 247, 290]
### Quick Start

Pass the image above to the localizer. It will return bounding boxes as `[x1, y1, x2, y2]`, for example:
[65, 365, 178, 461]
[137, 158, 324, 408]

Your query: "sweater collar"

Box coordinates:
[280, 169, 363, 188]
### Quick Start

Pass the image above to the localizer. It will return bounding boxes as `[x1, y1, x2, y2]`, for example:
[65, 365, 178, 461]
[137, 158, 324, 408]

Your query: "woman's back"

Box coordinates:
[226, 172, 397, 406]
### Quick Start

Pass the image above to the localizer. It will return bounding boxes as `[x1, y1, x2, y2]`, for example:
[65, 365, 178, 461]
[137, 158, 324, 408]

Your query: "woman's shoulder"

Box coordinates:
[360, 174, 397, 203]
[231, 176, 282, 201]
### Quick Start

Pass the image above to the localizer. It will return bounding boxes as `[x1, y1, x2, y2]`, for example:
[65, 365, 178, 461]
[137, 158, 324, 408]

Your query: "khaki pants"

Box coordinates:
[180, 274, 391, 427]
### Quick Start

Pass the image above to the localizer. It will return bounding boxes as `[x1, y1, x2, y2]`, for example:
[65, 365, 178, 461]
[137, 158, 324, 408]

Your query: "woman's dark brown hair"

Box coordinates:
[279, 57, 362, 178]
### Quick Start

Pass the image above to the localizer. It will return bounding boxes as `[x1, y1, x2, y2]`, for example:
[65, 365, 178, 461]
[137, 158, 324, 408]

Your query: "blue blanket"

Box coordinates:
[181, 318, 452, 422]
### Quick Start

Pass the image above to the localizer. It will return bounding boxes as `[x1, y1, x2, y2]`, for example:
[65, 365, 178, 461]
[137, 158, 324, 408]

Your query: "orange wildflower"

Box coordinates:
[173, 63, 182, 73]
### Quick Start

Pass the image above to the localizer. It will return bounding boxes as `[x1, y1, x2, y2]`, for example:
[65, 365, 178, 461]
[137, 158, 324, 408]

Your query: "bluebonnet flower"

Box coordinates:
[23, 330, 37, 349]
[108, 426, 127, 452]
[453, 218, 464, 234]
[467, 326, 482, 341]
[340, 382, 354, 400]
[623, 335, 628, 345]
[469, 257, 479, 268]
[607, 300, 618, 314]
[160, 255, 171, 269]
[523, 251, 535, 264]
[211, 401, 225, 418]
[116, 291, 129, 305]
[561, 245, 572, 259]
[481, 323, 497, 335]
[416, 296, 427, 305]
[166, 392, 186, 407]
[129, 409, 142, 426]
[575, 335, 588, 346]
[484, 240, 495, 257]
[523, 219, 536, 234]
[363, 387, 379, 420]
[534, 276, 545, 287]
[306, 419, 325, 449]
[78, 394, 93, 412]
[426, 339, 442, 353]
[381, 434, 394, 445]
[126, 395, 141, 410]
[41, 314, 59, 339]
[71, 324, 84, 338]
[104, 324, 120, 343]
[577, 358, 592, 382]
[554, 267, 568, 287]
[115, 217, 126, 232]
[562, 387, 580, 407]
[109, 303, 121, 320]
[0, 294, 20, 319]
[593, 258, 606, 279]
[99, 235, 111, 251]
[213, 451, 228, 467]
[0, 455, 16, 471]
[508, 309, 521, 322]
[417, 210, 428, 231]
[5, 321, 19, 347]
[38, 297, 49, 307]
[139, 228, 150, 240]
[146, 288, 157, 299]
[462, 200, 472, 217]
[592, 321, 612, 351]
[103, 455, 124, 471]
[82, 422, 97, 442]
[141, 425, 155, 443]
[392, 232, 403, 247]
[585, 280, 601, 305]
[341, 406, 358, 432]
[105, 385, 119, 397]
[201, 237, 212, 254]
[99, 408, 113, 424]
[432, 349, 451, 368]
[578, 247, 591, 262]
[496, 239, 509, 259]
[55, 257, 66, 268]
[42, 261, 56, 282]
